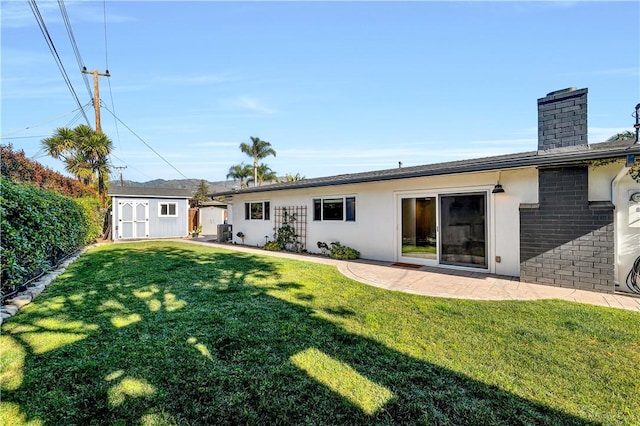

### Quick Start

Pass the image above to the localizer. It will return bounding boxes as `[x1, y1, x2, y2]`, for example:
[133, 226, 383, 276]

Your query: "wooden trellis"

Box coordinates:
[274, 206, 307, 251]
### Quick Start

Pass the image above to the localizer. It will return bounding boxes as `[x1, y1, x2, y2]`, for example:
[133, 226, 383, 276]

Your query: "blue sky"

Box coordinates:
[2, 1, 639, 183]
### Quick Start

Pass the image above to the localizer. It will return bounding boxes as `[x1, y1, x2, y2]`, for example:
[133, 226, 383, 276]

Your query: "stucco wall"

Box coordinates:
[230, 168, 538, 277]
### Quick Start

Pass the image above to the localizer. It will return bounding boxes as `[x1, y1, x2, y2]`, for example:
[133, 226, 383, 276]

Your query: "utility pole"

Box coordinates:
[81, 67, 110, 133]
[114, 166, 127, 187]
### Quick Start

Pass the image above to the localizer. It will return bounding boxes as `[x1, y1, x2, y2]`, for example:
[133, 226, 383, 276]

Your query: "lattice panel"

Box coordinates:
[274, 206, 307, 251]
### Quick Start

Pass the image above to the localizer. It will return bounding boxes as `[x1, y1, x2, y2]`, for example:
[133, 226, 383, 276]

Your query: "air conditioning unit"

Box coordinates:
[216, 224, 232, 242]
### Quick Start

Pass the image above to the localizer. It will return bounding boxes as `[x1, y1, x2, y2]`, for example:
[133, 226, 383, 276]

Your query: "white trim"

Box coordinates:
[158, 202, 178, 217]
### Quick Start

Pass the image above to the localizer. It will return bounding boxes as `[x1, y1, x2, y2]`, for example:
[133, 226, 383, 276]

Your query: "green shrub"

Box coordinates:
[74, 197, 103, 243]
[275, 208, 298, 251]
[0, 178, 97, 294]
[328, 241, 360, 260]
[263, 241, 281, 251]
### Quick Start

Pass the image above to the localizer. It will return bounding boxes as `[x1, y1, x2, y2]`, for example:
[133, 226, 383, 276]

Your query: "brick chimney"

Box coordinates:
[537, 87, 588, 151]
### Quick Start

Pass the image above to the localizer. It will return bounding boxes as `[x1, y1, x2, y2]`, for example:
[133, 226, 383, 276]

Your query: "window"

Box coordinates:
[313, 197, 356, 221]
[159, 202, 177, 217]
[346, 197, 356, 222]
[244, 201, 270, 220]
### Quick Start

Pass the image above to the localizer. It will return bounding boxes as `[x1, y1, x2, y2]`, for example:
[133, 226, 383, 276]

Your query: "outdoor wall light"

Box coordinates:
[492, 183, 505, 194]
[492, 172, 505, 194]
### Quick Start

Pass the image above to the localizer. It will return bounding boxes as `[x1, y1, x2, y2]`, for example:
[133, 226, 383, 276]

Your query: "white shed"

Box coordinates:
[109, 187, 192, 240]
[198, 200, 230, 236]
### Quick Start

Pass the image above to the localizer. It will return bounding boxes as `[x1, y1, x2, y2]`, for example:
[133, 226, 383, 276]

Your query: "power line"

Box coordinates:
[64, 101, 93, 128]
[101, 103, 189, 179]
[101, 0, 122, 150]
[103, 0, 110, 70]
[109, 153, 155, 181]
[27, 0, 90, 126]
[58, 0, 92, 99]
[0, 104, 89, 138]
[0, 135, 48, 140]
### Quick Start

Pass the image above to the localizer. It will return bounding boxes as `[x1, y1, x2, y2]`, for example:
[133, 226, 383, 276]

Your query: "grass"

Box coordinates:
[1, 241, 639, 425]
[402, 244, 437, 254]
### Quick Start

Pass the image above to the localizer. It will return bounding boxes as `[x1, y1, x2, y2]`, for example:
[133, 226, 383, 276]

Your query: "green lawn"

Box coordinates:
[1, 241, 639, 425]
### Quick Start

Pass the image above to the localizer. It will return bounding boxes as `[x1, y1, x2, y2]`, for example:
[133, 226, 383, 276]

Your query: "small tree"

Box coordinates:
[607, 131, 635, 142]
[193, 180, 209, 206]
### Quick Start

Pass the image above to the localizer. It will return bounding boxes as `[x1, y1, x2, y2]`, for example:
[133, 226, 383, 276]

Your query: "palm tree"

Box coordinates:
[42, 125, 113, 207]
[64, 150, 93, 185]
[239, 136, 276, 187]
[226, 163, 252, 188]
[82, 131, 113, 208]
[247, 163, 278, 186]
[42, 127, 75, 160]
[285, 172, 305, 182]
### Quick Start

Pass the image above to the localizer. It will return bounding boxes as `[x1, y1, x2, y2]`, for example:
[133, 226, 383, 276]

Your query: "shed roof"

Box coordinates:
[108, 186, 192, 198]
[211, 139, 640, 197]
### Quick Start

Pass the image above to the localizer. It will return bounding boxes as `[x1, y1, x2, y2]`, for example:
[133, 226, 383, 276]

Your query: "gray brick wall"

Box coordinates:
[538, 88, 588, 151]
[520, 166, 615, 293]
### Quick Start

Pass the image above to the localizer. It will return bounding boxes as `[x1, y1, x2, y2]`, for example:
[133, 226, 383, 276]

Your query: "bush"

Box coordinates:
[1, 143, 95, 197]
[74, 196, 103, 244]
[263, 241, 281, 252]
[328, 242, 360, 260]
[0, 178, 97, 294]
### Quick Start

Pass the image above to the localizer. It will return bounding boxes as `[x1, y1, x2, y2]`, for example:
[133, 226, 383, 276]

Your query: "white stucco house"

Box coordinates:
[212, 88, 640, 294]
[109, 187, 192, 240]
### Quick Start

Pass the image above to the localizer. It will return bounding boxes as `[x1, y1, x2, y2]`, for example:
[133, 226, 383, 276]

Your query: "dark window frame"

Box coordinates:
[313, 196, 356, 222]
[244, 201, 271, 221]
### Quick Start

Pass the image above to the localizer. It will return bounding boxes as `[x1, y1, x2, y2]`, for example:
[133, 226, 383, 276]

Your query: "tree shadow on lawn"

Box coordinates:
[1, 242, 597, 425]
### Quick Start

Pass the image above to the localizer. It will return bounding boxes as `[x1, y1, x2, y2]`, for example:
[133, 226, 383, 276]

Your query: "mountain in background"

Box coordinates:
[109, 179, 241, 194]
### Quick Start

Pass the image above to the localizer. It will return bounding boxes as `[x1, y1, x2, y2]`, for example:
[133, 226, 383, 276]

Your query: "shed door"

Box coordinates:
[118, 201, 149, 239]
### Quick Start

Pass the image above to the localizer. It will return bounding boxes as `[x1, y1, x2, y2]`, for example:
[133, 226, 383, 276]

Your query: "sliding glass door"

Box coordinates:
[400, 193, 487, 269]
[401, 197, 437, 260]
[439, 194, 487, 268]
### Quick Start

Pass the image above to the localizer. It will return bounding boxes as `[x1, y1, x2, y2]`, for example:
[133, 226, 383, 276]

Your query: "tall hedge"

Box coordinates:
[1, 143, 95, 197]
[0, 178, 98, 294]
